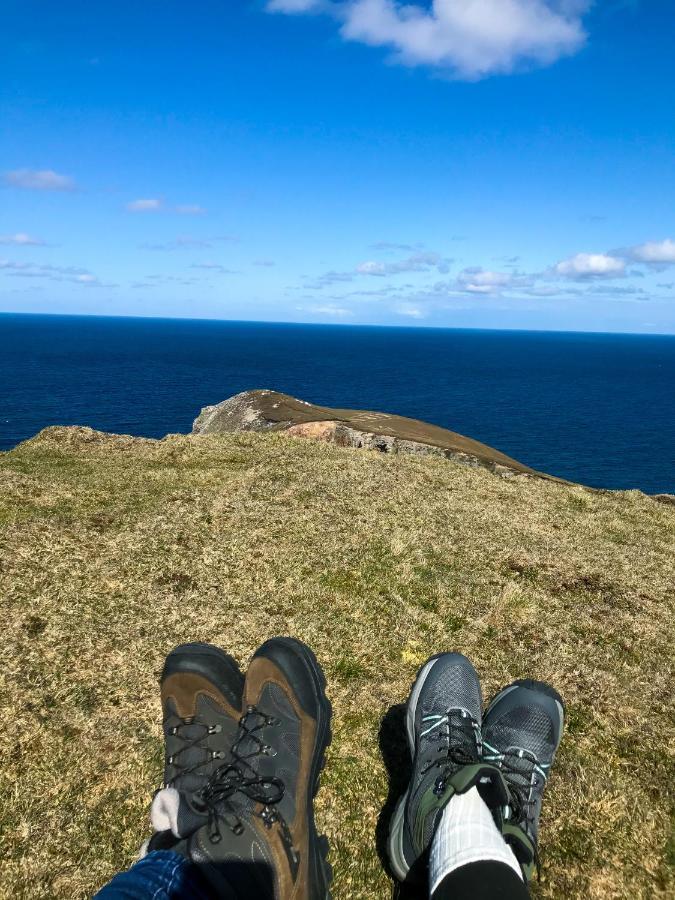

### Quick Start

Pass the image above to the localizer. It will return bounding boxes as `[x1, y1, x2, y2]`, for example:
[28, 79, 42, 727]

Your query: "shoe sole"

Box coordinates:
[387, 654, 444, 882]
[255, 637, 334, 900]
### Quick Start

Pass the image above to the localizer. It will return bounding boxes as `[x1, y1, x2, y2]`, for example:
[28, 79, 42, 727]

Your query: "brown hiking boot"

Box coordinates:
[152, 637, 333, 899]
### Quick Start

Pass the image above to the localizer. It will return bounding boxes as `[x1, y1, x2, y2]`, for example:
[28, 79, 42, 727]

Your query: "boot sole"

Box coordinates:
[387, 654, 443, 881]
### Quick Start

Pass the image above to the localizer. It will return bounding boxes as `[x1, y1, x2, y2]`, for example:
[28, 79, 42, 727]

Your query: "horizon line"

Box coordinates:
[1, 310, 673, 339]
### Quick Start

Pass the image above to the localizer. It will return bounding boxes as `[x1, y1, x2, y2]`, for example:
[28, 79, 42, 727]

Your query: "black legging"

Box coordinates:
[431, 860, 529, 900]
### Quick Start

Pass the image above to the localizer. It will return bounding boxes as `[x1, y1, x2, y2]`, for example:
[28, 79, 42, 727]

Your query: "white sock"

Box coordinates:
[429, 786, 523, 895]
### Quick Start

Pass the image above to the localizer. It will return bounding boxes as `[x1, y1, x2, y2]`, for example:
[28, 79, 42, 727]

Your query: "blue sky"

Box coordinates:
[1, 0, 674, 332]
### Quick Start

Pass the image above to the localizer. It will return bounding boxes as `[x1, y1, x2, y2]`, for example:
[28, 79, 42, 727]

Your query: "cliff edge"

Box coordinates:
[192, 389, 546, 480]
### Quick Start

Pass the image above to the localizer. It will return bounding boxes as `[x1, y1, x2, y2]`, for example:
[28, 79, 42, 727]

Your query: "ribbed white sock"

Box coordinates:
[428, 786, 523, 895]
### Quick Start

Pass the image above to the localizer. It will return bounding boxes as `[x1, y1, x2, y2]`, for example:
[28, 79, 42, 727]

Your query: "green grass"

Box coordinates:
[1, 425, 674, 899]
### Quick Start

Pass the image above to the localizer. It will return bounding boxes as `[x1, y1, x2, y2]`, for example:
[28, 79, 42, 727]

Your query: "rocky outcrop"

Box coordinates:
[192, 389, 549, 480]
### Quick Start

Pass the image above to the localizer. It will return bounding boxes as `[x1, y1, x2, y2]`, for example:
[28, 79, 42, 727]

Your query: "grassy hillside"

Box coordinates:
[1, 426, 673, 899]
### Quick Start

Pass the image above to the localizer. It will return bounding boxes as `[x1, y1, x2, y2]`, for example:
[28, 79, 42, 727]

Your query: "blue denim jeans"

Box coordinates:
[95, 850, 212, 899]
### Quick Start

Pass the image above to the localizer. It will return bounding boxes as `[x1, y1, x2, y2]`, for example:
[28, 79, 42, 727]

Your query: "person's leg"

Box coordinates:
[430, 861, 529, 900]
[95, 850, 212, 900]
[428, 787, 528, 900]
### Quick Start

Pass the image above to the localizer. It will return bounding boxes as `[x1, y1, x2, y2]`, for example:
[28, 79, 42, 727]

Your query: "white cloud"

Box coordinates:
[626, 238, 675, 266]
[356, 251, 448, 276]
[127, 199, 208, 215]
[0, 232, 46, 246]
[457, 267, 514, 293]
[2, 168, 76, 191]
[268, 0, 589, 79]
[253, 258, 276, 267]
[395, 303, 425, 318]
[73, 274, 99, 284]
[175, 204, 207, 216]
[554, 252, 626, 278]
[126, 198, 163, 212]
[357, 260, 388, 275]
[295, 301, 353, 316]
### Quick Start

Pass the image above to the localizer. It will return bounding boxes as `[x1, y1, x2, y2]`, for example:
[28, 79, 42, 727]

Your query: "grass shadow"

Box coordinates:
[376, 703, 427, 900]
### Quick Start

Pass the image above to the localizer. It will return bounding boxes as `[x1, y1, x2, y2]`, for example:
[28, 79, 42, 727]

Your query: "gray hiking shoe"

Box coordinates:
[152, 637, 333, 899]
[482, 678, 565, 882]
[387, 653, 508, 882]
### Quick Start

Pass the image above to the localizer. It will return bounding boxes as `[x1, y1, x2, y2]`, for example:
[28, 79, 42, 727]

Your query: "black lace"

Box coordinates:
[420, 709, 480, 795]
[193, 705, 288, 845]
[166, 717, 225, 786]
[499, 749, 543, 879]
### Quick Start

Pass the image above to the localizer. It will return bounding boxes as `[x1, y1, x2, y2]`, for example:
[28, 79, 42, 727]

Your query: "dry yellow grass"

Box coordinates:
[1, 426, 673, 899]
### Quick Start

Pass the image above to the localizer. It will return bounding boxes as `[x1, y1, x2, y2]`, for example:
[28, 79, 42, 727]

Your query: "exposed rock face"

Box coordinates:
[192, 389, 546, 479]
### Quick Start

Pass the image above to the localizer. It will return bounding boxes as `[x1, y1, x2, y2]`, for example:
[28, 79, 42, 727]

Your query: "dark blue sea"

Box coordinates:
[1, 313, 673, 493]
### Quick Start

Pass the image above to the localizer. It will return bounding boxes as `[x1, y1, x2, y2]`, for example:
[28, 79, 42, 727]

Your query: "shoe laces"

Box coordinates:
[484, 745, 547, 878]
[194, 704, 290, 846]
[420, 708, 481, 795]
[165, 717, 225, 787]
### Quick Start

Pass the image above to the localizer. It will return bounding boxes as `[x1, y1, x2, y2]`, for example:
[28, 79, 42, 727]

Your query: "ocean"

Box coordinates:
[1, 313, 673, 493]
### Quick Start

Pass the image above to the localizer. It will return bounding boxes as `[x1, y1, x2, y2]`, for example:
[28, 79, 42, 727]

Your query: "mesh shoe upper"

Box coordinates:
[482, 679, 564, 859]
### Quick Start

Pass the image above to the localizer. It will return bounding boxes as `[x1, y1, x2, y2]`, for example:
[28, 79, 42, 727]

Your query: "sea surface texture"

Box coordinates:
[1, 314, 673, 493]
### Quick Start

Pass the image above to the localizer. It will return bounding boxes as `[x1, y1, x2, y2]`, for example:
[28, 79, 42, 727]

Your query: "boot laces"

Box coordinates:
[194, 705, 290, 846]
[165, 717, 224, 787]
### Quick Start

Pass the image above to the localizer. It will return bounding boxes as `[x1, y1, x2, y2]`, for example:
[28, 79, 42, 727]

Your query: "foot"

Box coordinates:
[162, 637, 333, 899]
[482, 678, 564, 881]
[160, 642, 245, 795]
[387, 653, 505, 882]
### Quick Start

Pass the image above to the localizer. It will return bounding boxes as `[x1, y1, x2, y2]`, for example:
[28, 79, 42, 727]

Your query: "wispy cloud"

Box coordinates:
[370, 240, 422, 252]
[0, 259, 100, 284]
[395, 303, 425, 318]
[127, 199, 207, 214]
[0, 232, 47, 246]
[356, 251, 450, 276]
[253, 258, 276, 267]
[175, 204, 207, 216]
[266, 0, 590, 79]
[553, 252, 626, 279]
[2, 168, 76, 191]
[190, 262, 238, 274]
[296, 302, 353, 317]
[126, 198, 164, 212]
[140, 235, 238, 251]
